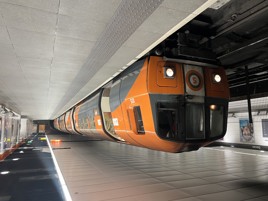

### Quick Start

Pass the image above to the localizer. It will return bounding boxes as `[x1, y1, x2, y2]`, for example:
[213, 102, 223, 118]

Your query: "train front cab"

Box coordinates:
[148, 57, 229, 152]
[109, 56, 229, 153]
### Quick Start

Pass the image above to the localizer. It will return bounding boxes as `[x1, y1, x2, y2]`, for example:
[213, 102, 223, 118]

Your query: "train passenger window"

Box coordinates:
[133, 106, 145, 134]
[209, 105, 224, 137]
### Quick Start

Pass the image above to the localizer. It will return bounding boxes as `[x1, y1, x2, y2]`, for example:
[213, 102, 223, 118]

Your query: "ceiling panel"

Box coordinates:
[59, 0, 122, 22]
[19, 57, 52, 69]
[123, 29, 162, 50]
[0, 54, 19, 68]
[0, 10, 4, 25]
[28, 81, 49, 91]
[50, 70, 77, 84]
[161, 0, 208, 13]
[0, 62, 22, 77]
[53, 36, 93, 60]
[57, 15, 107, 41]
[138, 6, 191, 34]
[22, 67, 50, 79]
[0, 0, 60, 13]
[0, 3, 57, 34]
[0, 43, 16, 56]
[0, 25, 11, 44]
[8, 27, 55, 49]
[51, 61, 83, 72]
[13, 44, 54, 59]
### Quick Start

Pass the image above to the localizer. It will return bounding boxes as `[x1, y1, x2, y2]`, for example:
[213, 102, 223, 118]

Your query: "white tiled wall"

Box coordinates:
[221, 113, 268, 146]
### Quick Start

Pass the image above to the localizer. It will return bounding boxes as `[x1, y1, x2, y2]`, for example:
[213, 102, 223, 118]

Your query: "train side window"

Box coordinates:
[157, 102, 178, 139]
[133, 106, 145, 134]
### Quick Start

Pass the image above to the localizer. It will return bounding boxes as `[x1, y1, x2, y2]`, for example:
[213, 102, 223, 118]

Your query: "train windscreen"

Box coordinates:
[185, 103, 205, 140]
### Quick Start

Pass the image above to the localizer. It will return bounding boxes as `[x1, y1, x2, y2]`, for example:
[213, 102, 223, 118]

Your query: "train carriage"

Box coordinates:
[54, 56, 229, 153]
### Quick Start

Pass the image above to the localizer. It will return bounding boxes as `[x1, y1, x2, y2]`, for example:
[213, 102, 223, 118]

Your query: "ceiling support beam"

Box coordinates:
[245, 65, 253, 124]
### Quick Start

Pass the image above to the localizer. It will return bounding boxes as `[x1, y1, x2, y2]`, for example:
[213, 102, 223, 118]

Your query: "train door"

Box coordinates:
[70, 108, 80, 134]
[183, 64, 206, 140]
[100, 87, 123, 141]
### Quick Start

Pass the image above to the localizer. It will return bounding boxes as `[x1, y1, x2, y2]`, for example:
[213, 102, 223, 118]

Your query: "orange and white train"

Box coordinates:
[53, 56, 229, 152]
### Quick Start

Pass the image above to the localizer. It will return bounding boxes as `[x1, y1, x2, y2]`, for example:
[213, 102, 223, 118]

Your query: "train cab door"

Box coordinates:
[183, 64, 206, 140]
[100, 87, 124, 141]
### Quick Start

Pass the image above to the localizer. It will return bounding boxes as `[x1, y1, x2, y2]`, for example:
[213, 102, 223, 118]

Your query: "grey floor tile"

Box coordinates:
[180, 167, 212, 174]
[237, 184, 268, 197]
[218, 179, 262, 190]
[244, 198, 268, 201]
[258, 195, 268, 200]
[197, 190, 254, 201]
[189, 170, 225, 177]
[167, 179, 209, 188]
[108, 189, 191, 201]
[172, 197, 202, 201]
[72, 183, 174, 201]
[147, 170, 181, 177]
[71, 178, 159, 194]
[180, 183, 229, 196]
[232, 170, 268, 179]
[156, 174, 195, 182]
[202, 174, 240, 183]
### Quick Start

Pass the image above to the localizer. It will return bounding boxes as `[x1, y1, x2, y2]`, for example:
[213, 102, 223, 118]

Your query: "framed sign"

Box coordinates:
[239, 118, 254, 143]
[262, 119, 268, 138]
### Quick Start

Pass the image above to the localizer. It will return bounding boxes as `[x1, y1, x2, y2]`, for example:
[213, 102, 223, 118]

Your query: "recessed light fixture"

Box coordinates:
[1, 171, 10, 175]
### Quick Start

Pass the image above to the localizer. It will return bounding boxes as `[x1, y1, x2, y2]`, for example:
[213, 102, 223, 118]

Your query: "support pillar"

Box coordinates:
[245, 65, 253, 123]
[36, 124, 39, 134]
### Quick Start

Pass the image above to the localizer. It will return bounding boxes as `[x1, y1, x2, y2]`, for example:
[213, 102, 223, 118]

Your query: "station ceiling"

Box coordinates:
[0, 0, 267, 120]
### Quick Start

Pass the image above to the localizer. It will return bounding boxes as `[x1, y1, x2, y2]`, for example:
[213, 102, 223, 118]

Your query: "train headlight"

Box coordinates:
[210, 104, 217, 110]
[213, 74, 221, 83]
[164, 67, 175, 78]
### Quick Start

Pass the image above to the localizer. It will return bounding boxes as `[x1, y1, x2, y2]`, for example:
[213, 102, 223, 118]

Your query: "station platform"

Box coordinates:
[0, 133, 65, 201]
[47, 133, 268, 201]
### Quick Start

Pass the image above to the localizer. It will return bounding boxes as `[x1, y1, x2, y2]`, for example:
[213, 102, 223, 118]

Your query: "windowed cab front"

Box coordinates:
[153, 57, 229, 152]
[114, 56, 229, 153]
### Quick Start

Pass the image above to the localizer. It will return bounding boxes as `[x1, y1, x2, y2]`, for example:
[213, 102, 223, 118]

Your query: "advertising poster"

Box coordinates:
[239, 118, 254, 143]
[0, 117, 2, 138]
[262, 119, 268, 138]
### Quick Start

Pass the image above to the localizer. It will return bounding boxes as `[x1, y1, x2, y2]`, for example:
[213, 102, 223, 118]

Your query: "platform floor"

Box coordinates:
[0, 133, 65, 201]
[47, 134, 268, 201]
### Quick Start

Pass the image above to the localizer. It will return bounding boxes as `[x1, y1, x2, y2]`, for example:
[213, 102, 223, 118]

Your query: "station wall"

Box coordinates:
[219, 112, 268, 147]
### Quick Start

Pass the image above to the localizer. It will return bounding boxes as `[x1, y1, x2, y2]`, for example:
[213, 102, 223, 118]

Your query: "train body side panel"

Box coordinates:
[119, 60, 149, 146]
[74, 92, 113, 140]
[109, 59, 147, 145]
[94, 114, 112, 141]
[65, 110, 72, 133]
[102, 81, 125, 141]
[148, 56, 185, 95]
[108, 59, 146, 143]
[204, 67, 230, 99]
[53, 119, 59, 130]
[68, 108, 79, 134]
[58, 114, 67, 133]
